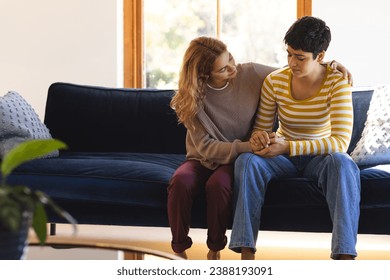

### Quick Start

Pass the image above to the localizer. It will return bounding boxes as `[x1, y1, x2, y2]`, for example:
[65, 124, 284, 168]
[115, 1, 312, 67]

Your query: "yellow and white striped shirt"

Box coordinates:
[253, 66, 353, 156]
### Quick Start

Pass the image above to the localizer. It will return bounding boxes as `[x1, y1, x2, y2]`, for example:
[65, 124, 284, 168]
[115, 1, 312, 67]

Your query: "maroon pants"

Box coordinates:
[167, 160, 233, 253]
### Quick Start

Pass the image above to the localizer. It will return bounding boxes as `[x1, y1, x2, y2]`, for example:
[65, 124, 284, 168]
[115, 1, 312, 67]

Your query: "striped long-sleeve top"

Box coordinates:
[253, 65, 353, 156]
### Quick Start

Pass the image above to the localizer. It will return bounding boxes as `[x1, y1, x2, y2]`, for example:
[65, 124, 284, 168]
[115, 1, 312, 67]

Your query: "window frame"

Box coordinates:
[123, 0, 311, 88]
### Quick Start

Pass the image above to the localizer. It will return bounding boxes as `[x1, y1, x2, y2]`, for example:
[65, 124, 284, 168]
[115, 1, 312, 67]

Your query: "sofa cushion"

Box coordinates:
[351, 85, 390, 166]
[360, 164, 390, 208]
[9, 152, 185, 207]
[0, 91, 58, 159]
[266, 168, 390, 210]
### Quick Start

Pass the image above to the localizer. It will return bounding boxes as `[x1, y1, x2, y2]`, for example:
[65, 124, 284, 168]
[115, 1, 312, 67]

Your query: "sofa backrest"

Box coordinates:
[44, 82, 187, 154]
[348, 89, 373, 154]
[44, 82, 373, 156]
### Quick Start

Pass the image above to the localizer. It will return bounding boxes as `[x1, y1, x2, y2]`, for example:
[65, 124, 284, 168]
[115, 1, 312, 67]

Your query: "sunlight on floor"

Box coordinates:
[26, 224, 390, 260]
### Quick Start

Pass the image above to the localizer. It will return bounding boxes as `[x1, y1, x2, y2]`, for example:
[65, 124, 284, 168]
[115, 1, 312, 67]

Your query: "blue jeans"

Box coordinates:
[228, 152, 361, 259]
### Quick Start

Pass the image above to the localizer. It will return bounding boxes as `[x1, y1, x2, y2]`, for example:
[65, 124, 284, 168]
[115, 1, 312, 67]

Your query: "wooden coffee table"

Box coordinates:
[27, 240, 182, 260]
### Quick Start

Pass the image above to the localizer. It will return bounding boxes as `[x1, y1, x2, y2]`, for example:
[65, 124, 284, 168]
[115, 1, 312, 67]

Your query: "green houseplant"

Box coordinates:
[0, 138, 77, 259]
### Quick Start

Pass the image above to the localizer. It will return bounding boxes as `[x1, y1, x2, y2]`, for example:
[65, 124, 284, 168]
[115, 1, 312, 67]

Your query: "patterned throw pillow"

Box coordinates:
[351, 85, 390, 166]
[0, 91, 58, 159]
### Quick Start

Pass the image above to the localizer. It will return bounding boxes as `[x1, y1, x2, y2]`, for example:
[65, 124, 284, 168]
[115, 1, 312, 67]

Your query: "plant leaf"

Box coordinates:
[35, 191, 78, 235]
[32, 203, 48, 244]
[1, 139, 67, 180]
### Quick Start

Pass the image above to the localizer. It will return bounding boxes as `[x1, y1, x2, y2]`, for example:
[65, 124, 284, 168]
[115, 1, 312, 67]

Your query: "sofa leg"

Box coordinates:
[50, 223, 56, 236]
[123, 251, 145, 260]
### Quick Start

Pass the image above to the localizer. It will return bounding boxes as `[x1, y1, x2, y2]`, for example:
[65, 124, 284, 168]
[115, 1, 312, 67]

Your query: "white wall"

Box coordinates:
[313, 0, 390, 88]
[0, 0, 122, 119]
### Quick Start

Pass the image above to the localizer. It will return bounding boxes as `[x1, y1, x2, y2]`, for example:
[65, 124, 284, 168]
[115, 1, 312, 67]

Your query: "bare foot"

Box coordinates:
[338, 254, 355, 260]
[207, 250, 221, 260]
[241, 247, 255, 260]
[175, 251, 188, 259]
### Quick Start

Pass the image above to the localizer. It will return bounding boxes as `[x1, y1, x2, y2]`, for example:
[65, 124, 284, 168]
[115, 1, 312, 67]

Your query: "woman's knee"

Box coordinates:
[327, 153, 359, 171]
[206, 180, 232, 200]
[168, 161, 205, 196]
[168, 171, 197, 195]
[205, 166, 233, 198]
[235, 152, 257, 170]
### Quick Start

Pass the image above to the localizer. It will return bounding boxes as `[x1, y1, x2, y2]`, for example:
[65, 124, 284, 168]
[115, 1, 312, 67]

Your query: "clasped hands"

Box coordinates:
[249, 130, 289, 157]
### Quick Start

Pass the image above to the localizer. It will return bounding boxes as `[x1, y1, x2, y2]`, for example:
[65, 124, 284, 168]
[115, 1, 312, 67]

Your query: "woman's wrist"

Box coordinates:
[284, 141, 291, 154]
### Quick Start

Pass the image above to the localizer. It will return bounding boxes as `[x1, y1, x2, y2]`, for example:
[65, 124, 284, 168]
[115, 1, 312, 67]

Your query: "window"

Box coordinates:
[144, 0, 216, 88]
[143, 0, 296, 88]
[124, 0, 310, 88]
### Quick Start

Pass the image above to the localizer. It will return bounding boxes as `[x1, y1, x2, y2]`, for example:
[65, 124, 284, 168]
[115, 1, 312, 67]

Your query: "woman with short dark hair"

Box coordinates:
[229, 16, 360, 260]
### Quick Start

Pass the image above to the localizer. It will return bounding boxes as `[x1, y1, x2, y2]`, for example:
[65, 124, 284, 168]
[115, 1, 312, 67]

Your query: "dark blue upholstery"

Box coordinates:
[12, 153, 185, 207]
[6, 82, 390, 234]
[43, 83, 186, 154]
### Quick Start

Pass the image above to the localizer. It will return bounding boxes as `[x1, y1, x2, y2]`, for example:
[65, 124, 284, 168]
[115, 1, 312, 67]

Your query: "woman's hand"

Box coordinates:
[250, 131, 289, 157]
[329, 60, 353, 85]
[251, 132, 289, 157]
[254, 139, 289, 158]
[250, 130, 272, 152]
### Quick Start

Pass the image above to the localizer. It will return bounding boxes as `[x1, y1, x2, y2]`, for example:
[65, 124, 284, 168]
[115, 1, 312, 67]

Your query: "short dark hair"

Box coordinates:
[284, 16, 331, 59]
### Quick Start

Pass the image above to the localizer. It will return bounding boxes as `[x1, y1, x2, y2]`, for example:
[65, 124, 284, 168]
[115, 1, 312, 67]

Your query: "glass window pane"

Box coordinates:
[144, 0, 215, 88]
[220, 0, 296, 68]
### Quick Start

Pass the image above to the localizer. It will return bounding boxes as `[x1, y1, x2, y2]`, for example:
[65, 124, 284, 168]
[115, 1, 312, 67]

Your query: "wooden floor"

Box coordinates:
[26, 224, 390, 260]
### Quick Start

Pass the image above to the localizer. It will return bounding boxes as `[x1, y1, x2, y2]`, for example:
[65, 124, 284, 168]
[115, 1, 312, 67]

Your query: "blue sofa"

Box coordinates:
[7, 82, 390, 235]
